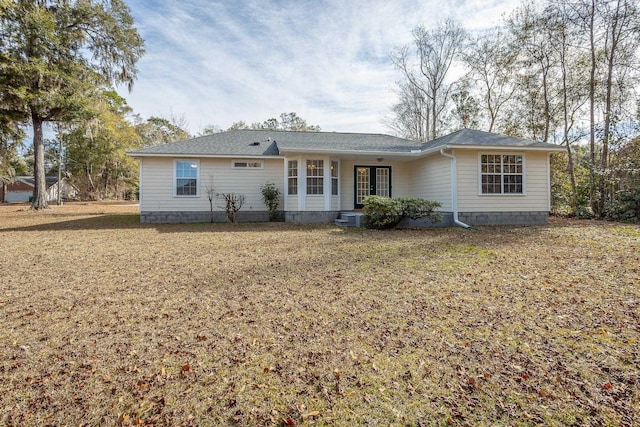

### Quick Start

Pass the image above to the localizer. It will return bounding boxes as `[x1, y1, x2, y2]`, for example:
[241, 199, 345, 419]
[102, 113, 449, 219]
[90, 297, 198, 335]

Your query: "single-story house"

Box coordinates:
[0, 176, 77, 203]
[127, 128, 565, 227]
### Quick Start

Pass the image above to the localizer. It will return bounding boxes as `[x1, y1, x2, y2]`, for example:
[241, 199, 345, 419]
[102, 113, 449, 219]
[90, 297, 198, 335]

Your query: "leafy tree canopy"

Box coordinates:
[0, 0, 145, 208]
[226, 112, 321, 132]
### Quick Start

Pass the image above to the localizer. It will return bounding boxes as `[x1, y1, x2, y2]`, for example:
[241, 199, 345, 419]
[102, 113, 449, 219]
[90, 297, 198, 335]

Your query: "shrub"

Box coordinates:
[362, 196, 400, 229]
[260, 182, 281, 221]
[362, 196, 442, 229]
[607, 190, 640, 222]
[217, 193, 245, 223]
[396, 197, 443, 223]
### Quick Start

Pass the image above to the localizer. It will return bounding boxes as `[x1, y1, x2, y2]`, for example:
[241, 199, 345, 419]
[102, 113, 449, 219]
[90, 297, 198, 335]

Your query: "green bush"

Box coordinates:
[607, 190, 640, 222]
[260, 182, 281, 221]
[396, 197, 443, 222]
[362, 196, 442, 229]
[362, 196, 400, 229]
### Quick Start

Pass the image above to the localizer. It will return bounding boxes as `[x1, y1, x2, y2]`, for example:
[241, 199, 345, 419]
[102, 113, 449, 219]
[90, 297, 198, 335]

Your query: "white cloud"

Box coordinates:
[117, 0, 519, 135]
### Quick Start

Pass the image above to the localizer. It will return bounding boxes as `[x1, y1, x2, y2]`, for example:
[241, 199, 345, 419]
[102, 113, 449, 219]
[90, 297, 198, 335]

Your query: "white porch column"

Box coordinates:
[298, 157, 306, 211]
[324, 157, 331, 211]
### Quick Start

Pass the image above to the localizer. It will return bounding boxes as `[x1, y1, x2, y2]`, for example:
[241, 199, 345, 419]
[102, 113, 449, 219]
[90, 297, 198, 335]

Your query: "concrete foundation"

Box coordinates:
[140, 210, 549, 226]
[397, 212, 454, 228]
[457, 211, 549, 226]
[141, 210, 271, 223]
[285, 211, 340, 224]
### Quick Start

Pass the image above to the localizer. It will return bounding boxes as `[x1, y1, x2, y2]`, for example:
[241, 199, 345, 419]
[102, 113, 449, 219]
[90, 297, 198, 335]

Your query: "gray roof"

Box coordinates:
[15, 176, 59, 186]
[128, 128, 562, 157]
[422, 128, 562, 150]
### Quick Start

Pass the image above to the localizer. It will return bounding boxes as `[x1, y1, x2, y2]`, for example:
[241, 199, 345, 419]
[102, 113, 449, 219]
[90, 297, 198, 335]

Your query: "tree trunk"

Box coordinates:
[588, 0, 597, 216]
[559, 27, 578, 216]
[541, 60, 550, 143]
[30, 112, 49, 210]
[598, 0, 624, 218]
[431, 87, 437, 140]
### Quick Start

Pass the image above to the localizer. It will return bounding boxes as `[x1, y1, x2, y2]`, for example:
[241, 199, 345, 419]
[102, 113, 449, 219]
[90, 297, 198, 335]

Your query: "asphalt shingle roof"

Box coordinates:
[421, 128, 561, 150]
[16, 176, 59, 186]
[128, 128, 561, 157]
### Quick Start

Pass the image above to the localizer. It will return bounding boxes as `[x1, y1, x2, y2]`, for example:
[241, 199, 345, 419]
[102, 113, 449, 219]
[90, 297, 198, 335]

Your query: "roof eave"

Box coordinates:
[126, 152, 283, 159]
[434, 144, 566, 153]
[278, 147, 423, 157]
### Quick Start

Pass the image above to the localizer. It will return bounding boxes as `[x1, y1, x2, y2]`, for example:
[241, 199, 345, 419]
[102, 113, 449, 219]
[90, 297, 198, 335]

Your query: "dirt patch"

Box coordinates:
[1, 203, 638, 425]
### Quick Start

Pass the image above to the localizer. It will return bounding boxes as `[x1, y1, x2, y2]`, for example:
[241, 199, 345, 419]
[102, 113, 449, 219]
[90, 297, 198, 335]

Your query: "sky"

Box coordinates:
[116, 0, 519, 135]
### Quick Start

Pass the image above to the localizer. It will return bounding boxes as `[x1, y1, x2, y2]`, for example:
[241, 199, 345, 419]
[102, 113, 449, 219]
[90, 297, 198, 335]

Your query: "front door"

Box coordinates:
[354, 166, 391, 208]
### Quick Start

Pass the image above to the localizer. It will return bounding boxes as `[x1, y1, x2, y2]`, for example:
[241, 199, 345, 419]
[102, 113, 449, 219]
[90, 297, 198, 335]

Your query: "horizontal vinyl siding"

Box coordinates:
[305, 197, 325, 211]
[408, 155, 452, 211]
[331, 196, 339, 211]
[286, 196, 298, 211]
[457, 150, 550, 212]
[140, 157, 284, 212]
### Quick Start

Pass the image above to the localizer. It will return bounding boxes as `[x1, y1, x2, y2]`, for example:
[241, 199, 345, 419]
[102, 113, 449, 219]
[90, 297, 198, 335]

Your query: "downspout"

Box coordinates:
[439, 149, 475, 230]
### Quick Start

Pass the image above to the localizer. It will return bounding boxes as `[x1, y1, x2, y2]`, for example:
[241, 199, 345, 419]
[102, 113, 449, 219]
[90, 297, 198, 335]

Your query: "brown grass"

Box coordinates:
[0, 202, 638, 426]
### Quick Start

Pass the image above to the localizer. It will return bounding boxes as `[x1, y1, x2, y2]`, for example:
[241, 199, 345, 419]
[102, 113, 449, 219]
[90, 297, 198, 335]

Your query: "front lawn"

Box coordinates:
[0, 203, 638, 426]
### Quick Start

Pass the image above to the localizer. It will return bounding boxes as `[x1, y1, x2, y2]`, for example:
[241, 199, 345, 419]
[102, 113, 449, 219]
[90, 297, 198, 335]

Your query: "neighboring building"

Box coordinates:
[0, 176, 77, 203]
[127, 128, 565, 227]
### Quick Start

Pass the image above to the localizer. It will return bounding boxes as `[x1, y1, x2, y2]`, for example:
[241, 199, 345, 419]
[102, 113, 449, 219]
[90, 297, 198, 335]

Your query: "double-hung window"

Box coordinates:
[288, 160, 298, 195]
[331, 161, 339, 195]
[306, 160, 323, 195]
[480, 154, 523, 194]
[175, 160, 199, 196]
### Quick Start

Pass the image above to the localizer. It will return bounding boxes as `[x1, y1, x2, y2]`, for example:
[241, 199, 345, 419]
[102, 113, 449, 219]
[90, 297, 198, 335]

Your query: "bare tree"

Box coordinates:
[462, 29, 518, 132]
[205, 175, 216, 223]
[384, 82, 431, 142]
[547, 2, 589, 215]
[574, 0, 640, 216]
[392, 19, 466, 140]
[217, 193, 245, 223]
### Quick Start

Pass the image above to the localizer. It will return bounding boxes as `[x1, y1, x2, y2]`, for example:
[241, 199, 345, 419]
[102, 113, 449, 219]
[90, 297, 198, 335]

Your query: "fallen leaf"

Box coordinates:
[281, 417, 295, 426]
[302, 410, 320, 420]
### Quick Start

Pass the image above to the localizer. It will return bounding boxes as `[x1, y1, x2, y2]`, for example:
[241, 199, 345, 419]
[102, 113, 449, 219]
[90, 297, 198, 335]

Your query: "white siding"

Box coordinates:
[456, 150, 550, 212]
[305, 197, 325, 211]
[140, 157, 284, 212]
[286, 196, 298, 211]
[331, 196, 339, 211]
[408, 155, 452, 211]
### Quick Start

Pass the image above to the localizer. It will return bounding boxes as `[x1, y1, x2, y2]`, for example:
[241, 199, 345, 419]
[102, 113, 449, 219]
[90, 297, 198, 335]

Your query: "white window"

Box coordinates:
[175, 160, 199, 196]
[306, 160, 323, 195]
[232, 160, 263, 169]
[480, 154, 524, 194]
[288, 160, 298, 195]
[331, 161, 339, 196]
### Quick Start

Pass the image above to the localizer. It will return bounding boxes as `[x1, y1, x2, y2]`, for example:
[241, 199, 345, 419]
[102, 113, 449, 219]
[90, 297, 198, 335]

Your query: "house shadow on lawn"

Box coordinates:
[0, 214, 346, 234]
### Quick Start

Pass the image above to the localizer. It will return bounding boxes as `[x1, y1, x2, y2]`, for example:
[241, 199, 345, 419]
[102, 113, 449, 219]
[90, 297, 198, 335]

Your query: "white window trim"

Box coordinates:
[306, 159, 324, 196]
[287, 160, 298, 196]
[231, 160, 264, 169]
[478, 153, 526, 196]
[174, 159, 200, 198]
[330, 160, 339, 196]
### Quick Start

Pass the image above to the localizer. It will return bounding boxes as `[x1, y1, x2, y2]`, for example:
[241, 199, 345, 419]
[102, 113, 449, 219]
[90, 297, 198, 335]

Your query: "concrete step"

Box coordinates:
[335, 212, 364, 227]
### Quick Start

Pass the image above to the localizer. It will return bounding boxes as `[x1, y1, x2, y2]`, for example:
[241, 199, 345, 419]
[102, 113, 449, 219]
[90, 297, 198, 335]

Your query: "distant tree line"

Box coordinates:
[387, 0, 640, 219]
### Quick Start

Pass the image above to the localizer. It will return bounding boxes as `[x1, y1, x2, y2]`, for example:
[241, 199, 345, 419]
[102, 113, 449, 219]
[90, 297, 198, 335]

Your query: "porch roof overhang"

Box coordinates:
[278, 147, 422, 162]
[278, 143, 566, 161]
[126, 153, 284, 160]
